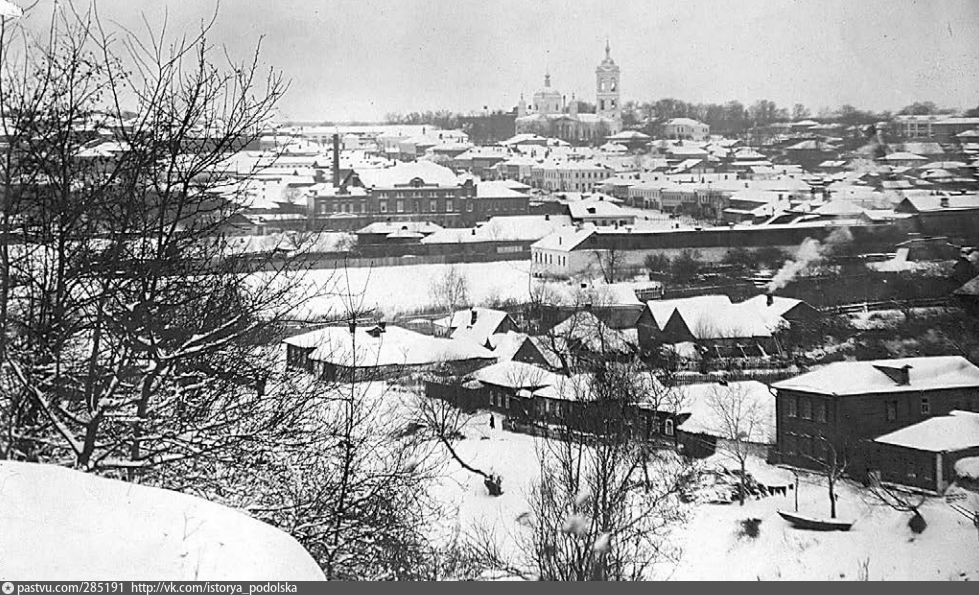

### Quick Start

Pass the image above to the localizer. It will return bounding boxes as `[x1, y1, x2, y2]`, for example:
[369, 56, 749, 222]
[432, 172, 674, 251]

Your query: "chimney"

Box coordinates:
[766, 292, 774, 307]
[940, 196, 950, 208]
[471, 228, 476, 235]
[899, 365, 911, 386]
[332, 134, 341, 188]
[545, 214, 550, 221]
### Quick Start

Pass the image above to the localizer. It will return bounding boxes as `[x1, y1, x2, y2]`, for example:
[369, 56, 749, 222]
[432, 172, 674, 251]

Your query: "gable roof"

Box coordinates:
[954, 275, 979, 297]
[873, 410, 979, 453]
[286, 325, 495, 368]
[472, 361, 559, 390]
[646, 295, 773, 339]
[772, 356, 979, 396]
[531, 227, 595, 252]
[448, 308, 513, 346]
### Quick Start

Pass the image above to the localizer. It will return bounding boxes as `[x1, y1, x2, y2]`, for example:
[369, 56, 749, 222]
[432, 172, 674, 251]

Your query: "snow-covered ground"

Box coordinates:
[426, 408, 979, 581]
[670, 468, 979, 581]
[0, 461, 325, 580]
[256, 260, 536, 318]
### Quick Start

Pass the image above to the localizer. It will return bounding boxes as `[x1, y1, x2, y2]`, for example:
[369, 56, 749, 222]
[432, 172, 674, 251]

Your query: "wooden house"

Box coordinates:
[771, 356, 979, 478]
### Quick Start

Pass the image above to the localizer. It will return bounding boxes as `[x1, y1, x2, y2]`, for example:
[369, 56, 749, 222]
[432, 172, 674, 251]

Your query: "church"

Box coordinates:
[515, 42, 624, 145]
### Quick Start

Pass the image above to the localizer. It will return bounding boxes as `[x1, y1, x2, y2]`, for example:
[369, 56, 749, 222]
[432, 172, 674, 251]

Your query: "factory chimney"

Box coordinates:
[332, 133, 341, 188]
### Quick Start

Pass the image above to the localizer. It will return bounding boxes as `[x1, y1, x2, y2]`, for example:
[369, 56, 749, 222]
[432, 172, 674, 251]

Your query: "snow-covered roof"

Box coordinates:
[287, 325, 495, 367]
[953, 275, 979, 297]
[355, 161, 461, 188]
[487, 331, 533, 362]
[448, 308, 512, 346]
[475, 181, 529, 199]
[421, 215, 572, 244]
[472, 360, 559, 389]
[357, 220, 444, 234]
[879, 152, 927, 162]
[874, 411, 979, 453]
[531, 227, 594, 252]
[740, 294, 805, 317]
[900, 195, 979, 212]
[535, 279, 646, 307]
[568, 198, 629, 220]
[772, 356, 979, 396]
[648, 295, 774, 339]
[676, 381, 777, 444]
[607, 130, 651, 141]
[664, 118, 708, 128]
[0, 461, 325, 580]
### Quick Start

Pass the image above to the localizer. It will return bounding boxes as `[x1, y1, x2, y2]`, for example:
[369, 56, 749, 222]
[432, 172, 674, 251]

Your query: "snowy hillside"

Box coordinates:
[0, 461, 325, 580]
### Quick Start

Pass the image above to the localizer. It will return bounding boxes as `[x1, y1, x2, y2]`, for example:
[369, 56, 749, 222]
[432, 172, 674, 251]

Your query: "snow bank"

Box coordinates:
[955, 456, 979, 480]
[0, 461, 325, 580]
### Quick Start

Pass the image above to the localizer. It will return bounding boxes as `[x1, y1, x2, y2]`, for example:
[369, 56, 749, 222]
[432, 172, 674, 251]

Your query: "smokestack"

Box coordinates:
[332, 134, 341, 188]
[766, 292, 774, 307]
[899, 365, 911, 386]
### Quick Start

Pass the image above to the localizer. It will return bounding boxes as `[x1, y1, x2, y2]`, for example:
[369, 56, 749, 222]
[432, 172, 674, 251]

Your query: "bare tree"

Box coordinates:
[412, 388, 502, 496]
[513, 363, 692, 580]
[705, 383, 766, 505]
[0, 4, 328, 477]
[803, 435, 848, 519]
[866, 476, 929, 533]
[429, 264, 471, 317]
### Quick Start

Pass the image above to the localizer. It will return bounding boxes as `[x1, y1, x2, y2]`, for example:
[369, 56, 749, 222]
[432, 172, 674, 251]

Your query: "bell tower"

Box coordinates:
[595, 39, 621, 120]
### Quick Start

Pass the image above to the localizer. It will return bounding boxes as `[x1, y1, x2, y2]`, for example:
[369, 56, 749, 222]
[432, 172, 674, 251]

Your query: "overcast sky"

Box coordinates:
[15, 0, 979, 122]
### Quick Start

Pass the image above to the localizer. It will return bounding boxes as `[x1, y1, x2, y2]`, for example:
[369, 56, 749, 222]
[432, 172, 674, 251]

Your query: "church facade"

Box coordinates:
[515, 42, 623, 145]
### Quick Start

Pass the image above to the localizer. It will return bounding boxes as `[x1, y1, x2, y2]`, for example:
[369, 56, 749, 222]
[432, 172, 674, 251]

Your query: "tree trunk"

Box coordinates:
[739, 459, 746, 506]
[829, 476, 836, 519]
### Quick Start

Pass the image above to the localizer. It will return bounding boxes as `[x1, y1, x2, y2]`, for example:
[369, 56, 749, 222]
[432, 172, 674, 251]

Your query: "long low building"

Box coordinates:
[284, 323, 495, 381]
[530, 219, 908, 278]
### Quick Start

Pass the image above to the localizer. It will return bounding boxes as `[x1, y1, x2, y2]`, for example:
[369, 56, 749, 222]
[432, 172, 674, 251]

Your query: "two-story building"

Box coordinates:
[770, 356, 979, 477]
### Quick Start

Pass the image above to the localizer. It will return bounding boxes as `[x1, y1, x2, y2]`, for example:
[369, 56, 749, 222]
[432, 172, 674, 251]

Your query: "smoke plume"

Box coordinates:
[767, 227, 853, 292]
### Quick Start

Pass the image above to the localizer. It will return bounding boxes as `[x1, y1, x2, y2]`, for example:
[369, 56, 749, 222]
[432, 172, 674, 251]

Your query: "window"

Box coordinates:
[664, 418, 674, 437]
[920, 398, 930, 415]
[787, 396, 797, 418]
[906, 461, 917, 480]
[379, 200, 388, 213]
[505, 396, 511, 410]
[430, 199, 438, 212]
[396, 200, 404, 213]
[446, 199, 453, 212]
[800, 398, 812, 420]
[886, 401, 897, 422]
[815, 400, 827, 423]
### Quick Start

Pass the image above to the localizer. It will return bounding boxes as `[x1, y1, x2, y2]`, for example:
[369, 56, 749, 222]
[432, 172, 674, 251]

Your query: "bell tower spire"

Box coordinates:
[595, 40, 621, 122]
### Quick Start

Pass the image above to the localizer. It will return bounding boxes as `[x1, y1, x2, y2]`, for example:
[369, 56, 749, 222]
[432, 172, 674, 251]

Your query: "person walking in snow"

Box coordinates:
[489, 414, 495, 429]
